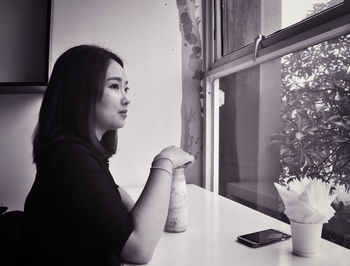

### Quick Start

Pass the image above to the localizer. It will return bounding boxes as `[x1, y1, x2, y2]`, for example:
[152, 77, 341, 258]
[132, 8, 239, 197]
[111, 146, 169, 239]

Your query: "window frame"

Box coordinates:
[202, 0, 350, 192]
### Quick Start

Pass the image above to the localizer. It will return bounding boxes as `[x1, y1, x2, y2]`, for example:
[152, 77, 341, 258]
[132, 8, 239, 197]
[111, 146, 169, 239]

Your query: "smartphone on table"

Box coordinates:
[237, 229, 291, 248]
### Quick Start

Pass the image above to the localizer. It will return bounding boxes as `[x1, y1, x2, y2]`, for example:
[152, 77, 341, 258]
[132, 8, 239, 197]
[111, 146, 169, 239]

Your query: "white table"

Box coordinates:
[124, 184, 350, 266]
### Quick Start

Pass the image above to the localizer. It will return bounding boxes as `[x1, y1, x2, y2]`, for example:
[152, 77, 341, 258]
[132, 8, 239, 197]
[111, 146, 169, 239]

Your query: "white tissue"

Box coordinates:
[274, 178, 336, 224]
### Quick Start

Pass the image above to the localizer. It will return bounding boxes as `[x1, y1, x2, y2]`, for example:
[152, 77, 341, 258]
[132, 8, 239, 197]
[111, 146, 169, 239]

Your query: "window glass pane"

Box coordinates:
[219, 33, 350, 248]
[221, 0, 343, 56]
[282, 0, 342, 28]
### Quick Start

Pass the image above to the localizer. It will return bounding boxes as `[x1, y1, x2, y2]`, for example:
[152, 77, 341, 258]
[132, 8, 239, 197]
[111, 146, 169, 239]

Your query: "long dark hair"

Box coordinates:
[33, 45, 124, 164]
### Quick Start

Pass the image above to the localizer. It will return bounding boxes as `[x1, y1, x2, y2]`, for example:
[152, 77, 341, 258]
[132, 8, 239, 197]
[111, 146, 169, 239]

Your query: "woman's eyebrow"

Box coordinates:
[105, 77, 128, 85]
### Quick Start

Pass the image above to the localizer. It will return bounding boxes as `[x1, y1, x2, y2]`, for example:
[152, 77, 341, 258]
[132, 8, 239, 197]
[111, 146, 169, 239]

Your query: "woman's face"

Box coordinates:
[95, 60, 130, 140]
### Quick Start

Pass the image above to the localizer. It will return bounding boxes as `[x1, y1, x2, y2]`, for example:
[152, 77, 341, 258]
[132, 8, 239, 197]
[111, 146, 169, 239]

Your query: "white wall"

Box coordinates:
[0, 0, 183, 210]
[0, 95, 42, 211]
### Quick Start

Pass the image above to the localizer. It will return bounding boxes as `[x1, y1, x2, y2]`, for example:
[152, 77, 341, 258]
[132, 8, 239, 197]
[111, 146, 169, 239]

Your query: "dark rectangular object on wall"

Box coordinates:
[0, 0, 51, 94]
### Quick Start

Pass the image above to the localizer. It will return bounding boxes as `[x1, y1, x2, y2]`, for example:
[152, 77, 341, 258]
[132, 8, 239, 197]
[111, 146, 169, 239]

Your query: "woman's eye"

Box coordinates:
[110, 84, 119, 90]
[125, 87, 130, 93]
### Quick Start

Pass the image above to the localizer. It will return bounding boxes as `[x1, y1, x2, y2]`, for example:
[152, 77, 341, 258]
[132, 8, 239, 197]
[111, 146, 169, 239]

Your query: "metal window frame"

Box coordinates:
[202, 0, 350, 192]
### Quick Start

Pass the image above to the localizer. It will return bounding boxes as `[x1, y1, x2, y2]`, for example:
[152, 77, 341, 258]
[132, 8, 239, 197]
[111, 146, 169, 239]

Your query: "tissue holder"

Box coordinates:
[274, 178, 336, 257]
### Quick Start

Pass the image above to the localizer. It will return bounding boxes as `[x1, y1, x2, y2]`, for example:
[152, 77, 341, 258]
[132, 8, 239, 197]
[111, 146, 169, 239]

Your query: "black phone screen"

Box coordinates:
[237, 229, 291, 247]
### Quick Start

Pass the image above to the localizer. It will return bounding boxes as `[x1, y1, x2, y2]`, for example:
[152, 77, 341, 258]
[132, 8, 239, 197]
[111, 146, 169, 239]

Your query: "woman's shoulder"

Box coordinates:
[56, 134, 93, 151]
[44, 135, 107, 168]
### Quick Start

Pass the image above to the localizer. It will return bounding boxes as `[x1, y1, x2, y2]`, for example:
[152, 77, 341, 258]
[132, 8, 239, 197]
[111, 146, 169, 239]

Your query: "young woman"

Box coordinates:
[20, 45, 194, 266]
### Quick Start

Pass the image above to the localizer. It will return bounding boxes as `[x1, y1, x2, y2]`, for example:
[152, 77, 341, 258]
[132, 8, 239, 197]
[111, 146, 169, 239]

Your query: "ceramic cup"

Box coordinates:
[290, 220, 323, 257]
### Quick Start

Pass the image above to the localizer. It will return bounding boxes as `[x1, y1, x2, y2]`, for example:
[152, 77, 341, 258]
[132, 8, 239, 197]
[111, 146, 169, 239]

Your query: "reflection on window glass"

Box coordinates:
[219, 34, 350, 248]
[282, 0, 342, 28]
[221, 0, 343, 56]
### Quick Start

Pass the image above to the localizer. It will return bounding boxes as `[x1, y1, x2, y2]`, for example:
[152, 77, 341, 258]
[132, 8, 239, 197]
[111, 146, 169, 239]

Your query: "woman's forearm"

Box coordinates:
[120, 160, 173, 263]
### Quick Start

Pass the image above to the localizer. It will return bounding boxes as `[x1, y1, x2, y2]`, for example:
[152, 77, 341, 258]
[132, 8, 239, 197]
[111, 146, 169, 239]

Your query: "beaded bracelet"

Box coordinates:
[150, 166, 173, 178]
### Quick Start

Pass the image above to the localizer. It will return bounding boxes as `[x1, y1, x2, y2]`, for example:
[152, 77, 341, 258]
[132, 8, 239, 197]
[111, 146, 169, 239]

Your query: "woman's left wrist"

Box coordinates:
[152, 158, 174, 174]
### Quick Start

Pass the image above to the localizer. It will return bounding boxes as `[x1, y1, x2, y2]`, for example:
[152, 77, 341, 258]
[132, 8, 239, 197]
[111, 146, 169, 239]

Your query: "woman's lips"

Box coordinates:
[119, 110, 127, 118]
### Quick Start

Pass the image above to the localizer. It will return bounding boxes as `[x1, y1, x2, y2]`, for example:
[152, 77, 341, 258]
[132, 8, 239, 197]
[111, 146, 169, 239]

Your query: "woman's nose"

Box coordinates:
[121, 94, 130, 106]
